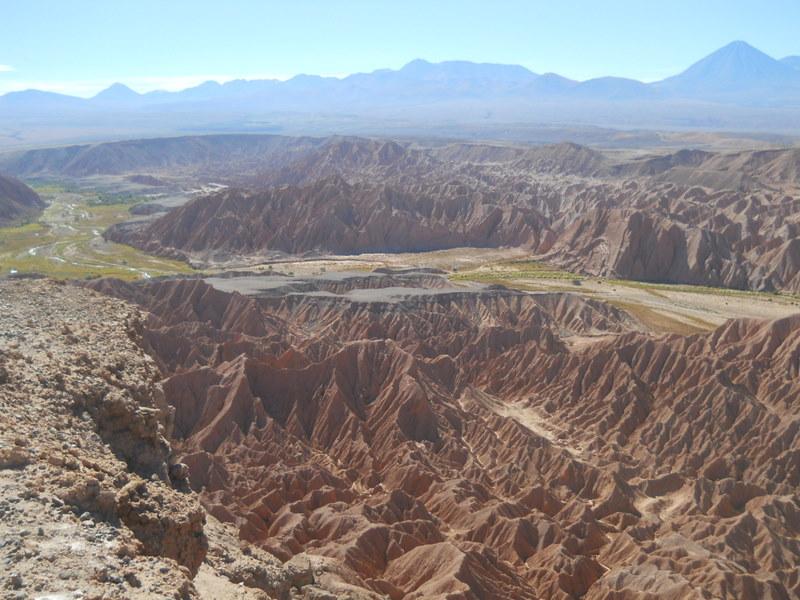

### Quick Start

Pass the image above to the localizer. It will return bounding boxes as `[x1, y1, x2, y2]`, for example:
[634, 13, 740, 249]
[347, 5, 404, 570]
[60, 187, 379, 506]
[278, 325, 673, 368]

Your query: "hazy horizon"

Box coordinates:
[0, 40, 793, 100]
[2, 0, 800, 97]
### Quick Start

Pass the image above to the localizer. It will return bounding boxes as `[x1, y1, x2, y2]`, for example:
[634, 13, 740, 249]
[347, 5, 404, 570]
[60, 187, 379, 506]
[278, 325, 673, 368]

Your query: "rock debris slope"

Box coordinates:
[86, 273, 800, 599]
[0, 279, 382, 600]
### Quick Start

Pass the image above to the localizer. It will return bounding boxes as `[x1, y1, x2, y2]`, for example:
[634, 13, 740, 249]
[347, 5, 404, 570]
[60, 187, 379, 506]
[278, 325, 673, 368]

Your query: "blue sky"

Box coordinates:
[2, 0, 799, 96]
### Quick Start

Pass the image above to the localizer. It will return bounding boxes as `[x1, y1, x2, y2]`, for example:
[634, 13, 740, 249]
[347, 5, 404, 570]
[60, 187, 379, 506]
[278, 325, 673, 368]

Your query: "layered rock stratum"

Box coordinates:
[80, 272, 800, 599]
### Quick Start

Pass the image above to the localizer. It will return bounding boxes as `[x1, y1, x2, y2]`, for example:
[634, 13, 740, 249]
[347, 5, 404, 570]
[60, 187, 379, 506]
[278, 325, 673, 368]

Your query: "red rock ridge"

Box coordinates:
[86, 276, 800, 599]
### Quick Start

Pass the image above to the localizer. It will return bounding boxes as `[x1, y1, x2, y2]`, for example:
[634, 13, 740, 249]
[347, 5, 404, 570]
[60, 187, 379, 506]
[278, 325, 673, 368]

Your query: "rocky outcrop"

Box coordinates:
[0, 279, 207, 596]
[116, 477, 208, 576]
[0, 279, 381, 599]
[542, 208, 751, 287]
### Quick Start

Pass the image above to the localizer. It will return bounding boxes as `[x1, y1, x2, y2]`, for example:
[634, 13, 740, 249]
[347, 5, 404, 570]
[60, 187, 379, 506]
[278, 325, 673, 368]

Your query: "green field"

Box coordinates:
[450, 259, 582, 283]
[0, 187, 194, 280]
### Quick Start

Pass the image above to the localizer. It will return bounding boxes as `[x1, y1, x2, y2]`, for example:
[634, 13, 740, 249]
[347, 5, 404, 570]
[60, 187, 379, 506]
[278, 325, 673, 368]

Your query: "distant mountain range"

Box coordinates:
[657, 41, 800, 100]
[1, 41, 800, 145]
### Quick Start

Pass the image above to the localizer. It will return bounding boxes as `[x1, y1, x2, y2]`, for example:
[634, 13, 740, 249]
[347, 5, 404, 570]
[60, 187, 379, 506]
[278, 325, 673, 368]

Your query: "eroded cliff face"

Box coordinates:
[106, 138, 800, 293]
[88, 274, 800, 600]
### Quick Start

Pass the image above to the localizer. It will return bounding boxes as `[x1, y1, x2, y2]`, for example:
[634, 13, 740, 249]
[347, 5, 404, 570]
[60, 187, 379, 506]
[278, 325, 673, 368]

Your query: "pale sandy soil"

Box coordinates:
[203, 246, 530, 275]
[529, 277, 800, 333]
[193, 564, 266, 600]
[464, 388, 586, 459]
[222, 245, 800, 335]
[634, 489, 692, 522]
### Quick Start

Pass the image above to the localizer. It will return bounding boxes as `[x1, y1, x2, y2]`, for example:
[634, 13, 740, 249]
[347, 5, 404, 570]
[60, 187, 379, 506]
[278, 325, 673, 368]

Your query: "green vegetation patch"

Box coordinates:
[0, 192, 193, 281]
[85, 191, 150, 206]
[451, 259, 581, 284]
